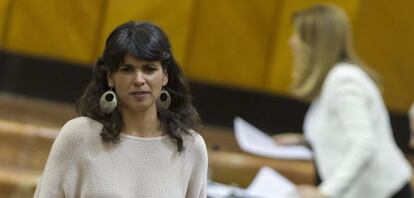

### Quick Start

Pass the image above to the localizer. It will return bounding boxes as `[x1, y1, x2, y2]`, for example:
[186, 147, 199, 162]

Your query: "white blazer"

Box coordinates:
[304, 63, 411, 198]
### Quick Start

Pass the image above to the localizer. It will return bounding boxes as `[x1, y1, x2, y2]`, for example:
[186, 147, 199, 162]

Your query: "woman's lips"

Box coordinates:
[130, 91, 150, 100]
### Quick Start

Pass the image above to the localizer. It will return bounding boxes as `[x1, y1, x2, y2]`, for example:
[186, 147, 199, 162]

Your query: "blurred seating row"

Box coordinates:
[0, 93, 411, 197]
[0, 93, 314, 197]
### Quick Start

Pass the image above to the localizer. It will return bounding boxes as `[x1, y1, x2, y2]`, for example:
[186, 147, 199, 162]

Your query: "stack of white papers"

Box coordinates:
[207, 166, 299, 198]
[207, 181, 253, 198]
[234, 117, 312, 160]
[246, 166, 299, 198]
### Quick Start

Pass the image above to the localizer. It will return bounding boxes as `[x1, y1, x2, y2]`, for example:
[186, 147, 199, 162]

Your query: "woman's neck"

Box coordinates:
[121, 105, 164, 137]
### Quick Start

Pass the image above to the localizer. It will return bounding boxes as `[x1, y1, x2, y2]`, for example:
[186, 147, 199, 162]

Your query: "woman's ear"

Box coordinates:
[162, 69, 168, 86]
[107, 73, 114, 88]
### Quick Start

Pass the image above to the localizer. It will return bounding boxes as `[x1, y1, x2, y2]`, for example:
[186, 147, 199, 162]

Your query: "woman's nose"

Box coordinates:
[134, 71, 145, 85]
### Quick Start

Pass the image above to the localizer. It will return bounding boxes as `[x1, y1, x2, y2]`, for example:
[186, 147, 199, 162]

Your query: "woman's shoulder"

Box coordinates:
[323, 63, 373, 90]
[62, 116, 102, 132]
[321, 63, 379, 103]
[184, 130, 207, 153]
[66, 116, 101, 126]
[183, 130, 208, 164]
[57, 116, 102, 141]
[45, 117, 99, 164]
[327, 62, 367, 81]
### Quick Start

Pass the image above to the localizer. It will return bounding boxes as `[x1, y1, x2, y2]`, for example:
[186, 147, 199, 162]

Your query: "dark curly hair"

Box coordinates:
[76, 21, 201, 151]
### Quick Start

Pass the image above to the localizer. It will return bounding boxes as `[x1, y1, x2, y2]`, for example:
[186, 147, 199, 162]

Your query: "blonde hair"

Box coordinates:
[290, 3, 379, 100]
[409, 103, 414, 118]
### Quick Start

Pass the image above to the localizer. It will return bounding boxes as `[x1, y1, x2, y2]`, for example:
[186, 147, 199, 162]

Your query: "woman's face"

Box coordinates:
[108, 53, 168, 113]
[289, 29, 304, 58]
[289, 27, 308, 81]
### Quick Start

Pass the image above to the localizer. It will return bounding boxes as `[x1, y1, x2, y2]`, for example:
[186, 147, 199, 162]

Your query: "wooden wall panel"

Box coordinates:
[0, 0, 10, 46]
[0, 0, 412, 112]
[185, 0, 282, 90]
[353, 0, 414, 112]
[97, 0, 194, 71]
[3, 0, 103, 64]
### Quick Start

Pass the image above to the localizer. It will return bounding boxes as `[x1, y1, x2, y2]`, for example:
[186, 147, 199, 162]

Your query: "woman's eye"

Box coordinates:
[144, 66, 158, 73]
[119, 66, 132, 72]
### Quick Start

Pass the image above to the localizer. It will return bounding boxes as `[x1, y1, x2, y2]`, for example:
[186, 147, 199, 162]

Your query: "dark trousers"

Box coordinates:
[314, 165, 411, 198]
[391, 182, 412, 198]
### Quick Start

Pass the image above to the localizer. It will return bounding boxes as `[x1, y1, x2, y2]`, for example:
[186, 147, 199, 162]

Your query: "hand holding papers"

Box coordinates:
[234, 117, 312, 160]
[273, 133, 306, 146]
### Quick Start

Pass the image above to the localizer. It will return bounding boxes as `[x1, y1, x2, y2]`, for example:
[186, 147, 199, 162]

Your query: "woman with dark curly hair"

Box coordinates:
[34, 21, 207, 198]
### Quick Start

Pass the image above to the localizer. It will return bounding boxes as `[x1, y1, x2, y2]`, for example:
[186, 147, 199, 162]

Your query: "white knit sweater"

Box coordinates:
[34, 117, 208, 198]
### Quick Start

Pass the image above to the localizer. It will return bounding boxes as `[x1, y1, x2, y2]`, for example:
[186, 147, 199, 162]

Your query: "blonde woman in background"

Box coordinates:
[274, 4, 412, 198]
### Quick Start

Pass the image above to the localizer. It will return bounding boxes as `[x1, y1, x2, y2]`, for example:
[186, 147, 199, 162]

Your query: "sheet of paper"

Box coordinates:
[207, 180, 255, 198]
[234, 117, 312, 160]
[246, 166, 299, 198]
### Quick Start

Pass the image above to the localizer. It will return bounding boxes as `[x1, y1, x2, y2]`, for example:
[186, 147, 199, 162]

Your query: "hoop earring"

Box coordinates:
[157, 87, 171, 111]
[100, 88, 117, 114]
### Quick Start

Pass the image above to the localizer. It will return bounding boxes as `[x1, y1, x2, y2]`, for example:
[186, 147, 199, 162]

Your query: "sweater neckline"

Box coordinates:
[120, 133, 169, 141]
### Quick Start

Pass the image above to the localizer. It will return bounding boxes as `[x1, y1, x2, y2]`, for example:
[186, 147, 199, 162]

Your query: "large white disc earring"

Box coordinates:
[99, 89, 117, 114]
[157, 87, 171, 111]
